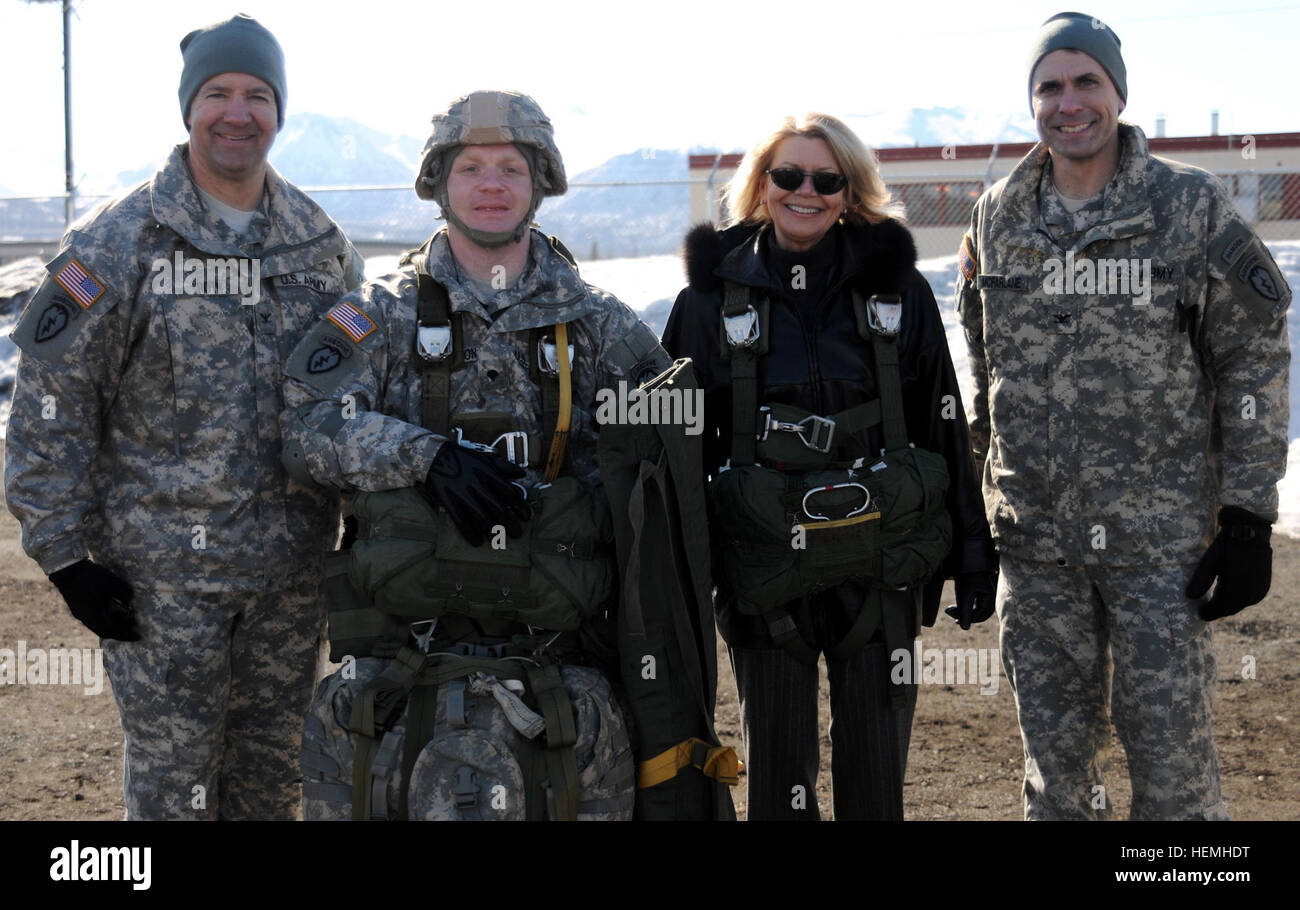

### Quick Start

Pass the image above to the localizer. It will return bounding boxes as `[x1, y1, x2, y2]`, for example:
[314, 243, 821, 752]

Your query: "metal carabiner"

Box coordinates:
[801, 482, 871, 522]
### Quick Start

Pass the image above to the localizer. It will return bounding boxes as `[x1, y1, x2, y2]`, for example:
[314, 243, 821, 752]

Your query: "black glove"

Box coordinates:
[944, 571, 997, 630]
[1186, 506, 1273, 621]
[49, 559, 139, 641]
[423, 442, 531, 547]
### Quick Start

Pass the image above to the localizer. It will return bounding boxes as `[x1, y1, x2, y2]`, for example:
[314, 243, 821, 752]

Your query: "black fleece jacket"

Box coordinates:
[662, 219, 995, 640]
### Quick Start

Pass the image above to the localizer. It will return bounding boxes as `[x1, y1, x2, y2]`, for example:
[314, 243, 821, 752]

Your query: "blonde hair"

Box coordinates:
[723, 112, 904, 227]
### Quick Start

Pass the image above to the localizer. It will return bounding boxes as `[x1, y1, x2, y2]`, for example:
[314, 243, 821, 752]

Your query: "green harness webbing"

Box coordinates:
[412, 258, 561, 468]
[721, 282, 915, 680]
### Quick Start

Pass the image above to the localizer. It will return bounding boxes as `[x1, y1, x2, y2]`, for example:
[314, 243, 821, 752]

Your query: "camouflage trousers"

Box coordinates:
[997, 555, 1228, 820]
[101, 571, 322, 820]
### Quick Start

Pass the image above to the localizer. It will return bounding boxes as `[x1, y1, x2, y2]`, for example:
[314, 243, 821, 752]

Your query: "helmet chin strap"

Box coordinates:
[437, 186, 544, 249]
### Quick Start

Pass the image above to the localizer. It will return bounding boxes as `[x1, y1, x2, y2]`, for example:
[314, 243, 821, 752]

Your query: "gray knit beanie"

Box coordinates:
[178, 14, 287, 129]
[1026, 12, 1126, 112]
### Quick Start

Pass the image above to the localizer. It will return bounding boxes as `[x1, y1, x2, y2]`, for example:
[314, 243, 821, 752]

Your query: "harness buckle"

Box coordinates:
[797, 414, 835, 453]
[409, 619, 438, 653]
[758, 407, 836, 453]
[417, 324, 452, 361]
[537, 337, 575, 376]
[866, 294, 903, 337]
[491, 431, 530, 466]
[452, 426, 493, 453]
[452, 766, 479, 808]
[452, 428, 531, 467]
[723, 304, 760, 349]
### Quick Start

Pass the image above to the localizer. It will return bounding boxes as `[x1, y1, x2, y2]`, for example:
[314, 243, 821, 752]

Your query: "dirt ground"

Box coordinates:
[1, 479, 1297, 821]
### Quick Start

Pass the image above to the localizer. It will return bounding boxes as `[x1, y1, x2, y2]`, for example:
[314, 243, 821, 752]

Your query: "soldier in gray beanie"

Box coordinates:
[1026, 11, 1126, 111]
[6, 12, 362, 821]
[179, 13, 287, 128]
[956, 8, 1291, 822]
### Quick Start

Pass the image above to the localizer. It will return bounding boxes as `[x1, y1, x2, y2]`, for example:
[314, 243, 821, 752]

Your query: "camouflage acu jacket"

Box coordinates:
[957, 123, 1291, 566]
[281, 229, 668, 492]
[5, 144, 363, 590]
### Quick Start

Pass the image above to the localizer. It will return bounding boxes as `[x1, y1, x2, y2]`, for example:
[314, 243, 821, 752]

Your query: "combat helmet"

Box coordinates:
[415, 90, 567, 247]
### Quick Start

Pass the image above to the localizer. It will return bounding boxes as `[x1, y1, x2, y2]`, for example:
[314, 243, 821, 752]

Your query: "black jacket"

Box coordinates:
[662, 219, 995, 645]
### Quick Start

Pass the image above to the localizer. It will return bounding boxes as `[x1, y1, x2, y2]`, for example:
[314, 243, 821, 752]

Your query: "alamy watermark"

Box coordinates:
[151, 252, 260, 304]
[0, 640, 105, 695]
[50, 841, 151, 890]
[890, 641, 1001, 695]
[1043, 251, 1152, 304]
[594, 380, 704, 436]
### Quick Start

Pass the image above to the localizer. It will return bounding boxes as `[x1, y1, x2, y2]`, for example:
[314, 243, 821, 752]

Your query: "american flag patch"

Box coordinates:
[958, 232, 977, 283]
[324, 300, 376, 342]
[53, 259, 106, 309]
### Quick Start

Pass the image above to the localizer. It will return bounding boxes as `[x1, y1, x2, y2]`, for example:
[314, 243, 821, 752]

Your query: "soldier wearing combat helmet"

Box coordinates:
[284, 92, 734, 821]
[957, 12, 1291, 820]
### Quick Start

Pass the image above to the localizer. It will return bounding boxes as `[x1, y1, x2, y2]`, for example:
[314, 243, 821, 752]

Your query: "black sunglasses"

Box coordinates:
[765, 167, 847, 195]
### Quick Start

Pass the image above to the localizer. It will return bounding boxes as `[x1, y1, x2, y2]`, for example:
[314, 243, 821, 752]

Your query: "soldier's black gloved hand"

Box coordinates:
[1186, 506, 1273, 621]
[423, 442, 531, 547]
[49, 559, 140, 641]
[944, 571, 997, 630]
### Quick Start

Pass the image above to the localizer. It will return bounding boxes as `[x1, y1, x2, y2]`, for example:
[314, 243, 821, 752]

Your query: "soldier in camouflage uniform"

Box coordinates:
[4, 14, 362, 820]
[283, 90, 670, 820]
[283, 90, 666, 506]
[957, 12, 1291, 819]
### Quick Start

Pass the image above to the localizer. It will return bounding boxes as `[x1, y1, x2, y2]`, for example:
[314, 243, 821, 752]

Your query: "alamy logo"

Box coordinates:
[0, 640, 104, 695]
[1043, 251, 1151, 304]
[49, 841, 151, 890]
[151, 252, 260, 304]
[594, 380, 704, 436]
[890, 641, 1001, 695]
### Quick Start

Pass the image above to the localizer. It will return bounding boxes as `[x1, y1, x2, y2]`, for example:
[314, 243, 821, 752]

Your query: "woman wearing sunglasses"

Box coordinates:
[662, 112, 996, 820]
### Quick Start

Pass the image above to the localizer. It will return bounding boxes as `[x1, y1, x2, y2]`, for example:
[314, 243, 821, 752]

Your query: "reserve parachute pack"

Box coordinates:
[303, 246, 735, 820]
[709, 282, 952, 664]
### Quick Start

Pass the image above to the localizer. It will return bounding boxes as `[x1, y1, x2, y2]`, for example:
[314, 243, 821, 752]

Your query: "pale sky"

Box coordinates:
[1, 0, 1296, 194]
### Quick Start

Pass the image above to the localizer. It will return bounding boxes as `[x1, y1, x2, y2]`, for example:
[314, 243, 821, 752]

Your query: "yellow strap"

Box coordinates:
[542, 322, 571, 483]
[798, 510, 882, 532]
[637, 737, 741, 789]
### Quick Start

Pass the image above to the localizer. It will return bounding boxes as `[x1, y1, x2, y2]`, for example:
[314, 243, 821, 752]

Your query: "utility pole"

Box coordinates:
[28, 0, 75, 225]
[63, 0, 74, 226]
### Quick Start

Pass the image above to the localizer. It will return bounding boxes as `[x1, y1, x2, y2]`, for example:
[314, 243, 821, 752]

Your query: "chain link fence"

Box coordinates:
[886, 168, 1300, 259]
[3, 167, 1297, 264]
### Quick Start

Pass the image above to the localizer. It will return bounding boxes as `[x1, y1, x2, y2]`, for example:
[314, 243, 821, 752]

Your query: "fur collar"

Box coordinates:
[683, 219, 917, 296]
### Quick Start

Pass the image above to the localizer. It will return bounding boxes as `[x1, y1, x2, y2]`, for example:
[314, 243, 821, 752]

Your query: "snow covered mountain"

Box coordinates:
[1, 107, 1035, 255]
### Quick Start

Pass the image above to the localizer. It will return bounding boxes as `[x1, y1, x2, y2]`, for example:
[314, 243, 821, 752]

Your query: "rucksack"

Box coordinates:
[303, 653, 634, 820]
